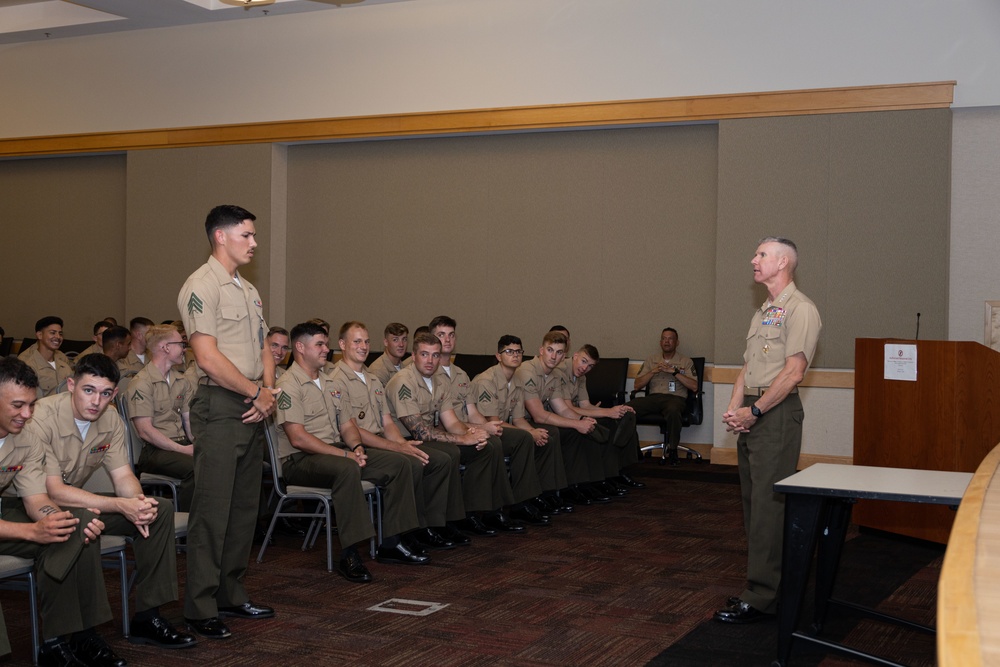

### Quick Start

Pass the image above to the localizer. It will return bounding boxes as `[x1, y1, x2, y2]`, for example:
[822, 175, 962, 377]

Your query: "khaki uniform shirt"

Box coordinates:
[127, 363, 193, 441]
[435, 364, 472, 422]
[0, 430, 49, 499]
[638, 352, 696, 398]
[385, 364, 454, 434]
[555, 359, 589, 405]
[368, 354, 402, 388]
[470, 364, 525, 423]
[29, 394, 130, 488]
[76, 344, 103, 363]
[18, 346, 72, 398]
[743, 281, 822, 389]
[117, 350, 147, 377]
[329, 360, 389, 437]
[178, 255, 267, 383]
[513, 357, 566, 412]
[275, 362, 343, 462]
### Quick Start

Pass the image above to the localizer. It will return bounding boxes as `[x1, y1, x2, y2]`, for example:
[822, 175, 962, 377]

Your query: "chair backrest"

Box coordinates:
[365, 350, 383, 367]
[585, 357, 630, 407]
[0, 337, 14, 357]
[682, 357, 707, 426]
[262, 419, 287, 496]
[114, 377, 143, 469]
[453, 353, 498, 381]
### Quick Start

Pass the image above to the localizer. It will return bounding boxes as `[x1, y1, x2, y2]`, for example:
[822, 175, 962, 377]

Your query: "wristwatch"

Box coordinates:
[750, 404, 762, 418]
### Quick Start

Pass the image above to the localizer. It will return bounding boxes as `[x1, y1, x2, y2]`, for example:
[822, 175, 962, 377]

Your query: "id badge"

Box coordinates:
[668, 380, 676, 392]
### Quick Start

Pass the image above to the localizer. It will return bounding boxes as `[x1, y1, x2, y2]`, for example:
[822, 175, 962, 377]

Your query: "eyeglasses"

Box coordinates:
[165, 341, 189, 349]
[500, 349, 523, 356]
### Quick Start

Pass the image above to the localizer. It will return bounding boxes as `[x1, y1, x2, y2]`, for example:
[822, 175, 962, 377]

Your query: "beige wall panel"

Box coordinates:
[286, 126, 717, 355]
[0, 154, 125, 340]
[715, 110, 951, 368]
[125, 144, 277, 325]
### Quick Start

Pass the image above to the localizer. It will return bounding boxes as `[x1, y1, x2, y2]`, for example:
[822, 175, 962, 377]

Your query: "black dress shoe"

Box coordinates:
[616, 473, 646, 489]
[725, 595, 742, 607]
[72, 635, 127, 667]
[401, 533, 429, 556]
[128, 616, 198, 649]
[712, 601, 775, 624]
[218, 601, 275, 619]
[532, 495, 560, 514]
[599, 480, 628, 497]
[437, 524, 472, 546]
[509, 504, 551, 527]
[561, 487, 591, 506]
[184, 617, 232, 639]
[581, 484, 611, 503]
[337, 551, 374, 583]
[480, 511, 527, 534]
[38, 640, 85, 667]
[452, 516, 497, 537]
[412, 527, 455, 551]
[553, 493, 575, 513]
[376, 542, 430, 565]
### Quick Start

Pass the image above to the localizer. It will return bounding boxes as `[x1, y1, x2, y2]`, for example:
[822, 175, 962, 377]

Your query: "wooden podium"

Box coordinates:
[853, 338, 1000, 543]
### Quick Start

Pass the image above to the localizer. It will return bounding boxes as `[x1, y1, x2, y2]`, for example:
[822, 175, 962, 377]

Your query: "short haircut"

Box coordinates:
[384, 323, 408, 337]
[266, 326, 289, 339]
[35, 316, 63, 333]
[497, 334, 522, 353]
[205, 204, 256, 244]
[145, 324, 179, 350]
[73, 353, 121, 384]
[758, 236, 799, 270]
[0, 357, 39, 391]
[413, 326, 430, 338]
[542, 331, 568, 347]
[662, 327, 678, 336]
[101, 326, 130, 350]
[338, 321, 367, 341]
[307, 318, 331, 334]
[289, 322, 328, 347]
[579, 344, 600, 362]
[171, 320, 186, 335]
[93, 321, 111, 335]
[102, 317, 118, 326]
[548, 325, 569, 333]
[412, 332, 441, 351]
[429, 315, 456, 331]
[129, 317, 155, 332]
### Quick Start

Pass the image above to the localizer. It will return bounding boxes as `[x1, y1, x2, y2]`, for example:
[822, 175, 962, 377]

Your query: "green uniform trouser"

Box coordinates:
[737, 394, 803, 615]
[596, 411, 640, 476]
[628, 393, 687, 448]
[0, 503, 111, 645]
[524, 422, 568, 492]
[404, 447, 452, 528]
[498, 427, 542, 504]
[185, 385, 264, 620]
[557, 427, 605, 485]
[423, 436, 507, 515]
[284, 449, 419, 549]
[137, 441, 195, 511]
[99, 497, 178, 613]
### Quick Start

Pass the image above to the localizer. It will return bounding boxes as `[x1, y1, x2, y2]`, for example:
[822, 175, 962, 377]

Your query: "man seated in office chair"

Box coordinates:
[26, 354, 197, 660]
[18, 316, 72, 398]
[127, 324, 196, 512]
[556, 345, 645, 491]
[0, 357, 111, 667]
[275, 322, 427, 584]
[117, 317, 154, 378]
[626, 328, 698, 466]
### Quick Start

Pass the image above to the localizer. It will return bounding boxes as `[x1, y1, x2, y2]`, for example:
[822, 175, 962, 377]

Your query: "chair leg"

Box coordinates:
[28, 569, 39, 666]
[117, 550, 130, 638]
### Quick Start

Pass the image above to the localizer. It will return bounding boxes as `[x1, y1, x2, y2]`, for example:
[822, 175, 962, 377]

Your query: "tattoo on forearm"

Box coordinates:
[399, 415, 462, 444]
[38, 505, 58, 516]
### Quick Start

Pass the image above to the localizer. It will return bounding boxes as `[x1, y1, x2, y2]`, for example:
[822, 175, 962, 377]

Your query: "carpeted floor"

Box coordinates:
[0, 460, 943, 666]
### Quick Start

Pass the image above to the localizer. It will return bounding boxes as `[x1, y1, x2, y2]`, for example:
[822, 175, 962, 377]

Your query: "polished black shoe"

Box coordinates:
[553, 493, 575, 513]
[668, 447, 680, 466]
[480, 511, 527, 534]
[376, 542, 430, 565]
[437, 523, 472, 546]
[561, 487, 591, 506]
[725, 595, 742, 607]
[616, 473, 646, 489]
[533, 495, 561, 514]
[72, 634, 127, 667]
[412, 527, 455, 551]
[401, 533, 430, 556]
[337, 552, 374, 583]
[452, 516, 498, 537]
[582, 484, 611, 503]
[509, 504, 551, 527]
[38, 640, 85, 667]
[712, 601, 775, 624]
[599, 480, 628, 497]
[218, 601, 275, 619]
[184, 617, 232, 639]
[128, 616, 198, 649]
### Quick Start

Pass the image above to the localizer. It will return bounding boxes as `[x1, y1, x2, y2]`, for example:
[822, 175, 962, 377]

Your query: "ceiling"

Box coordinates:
[0, 0, 414, 45]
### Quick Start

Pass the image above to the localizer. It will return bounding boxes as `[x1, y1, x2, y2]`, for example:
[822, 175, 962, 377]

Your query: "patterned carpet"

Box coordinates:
[0, 460, 942, 666]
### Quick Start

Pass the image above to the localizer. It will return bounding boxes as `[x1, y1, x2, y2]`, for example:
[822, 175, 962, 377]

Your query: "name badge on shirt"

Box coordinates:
[668, 381, 676, 393]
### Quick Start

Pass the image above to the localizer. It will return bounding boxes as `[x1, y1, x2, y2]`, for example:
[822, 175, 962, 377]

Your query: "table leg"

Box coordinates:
[773, 493, 824, 667]
[811, 498, 854, 635]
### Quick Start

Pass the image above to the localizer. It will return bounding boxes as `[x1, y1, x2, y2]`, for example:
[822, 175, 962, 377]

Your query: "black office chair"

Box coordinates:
[631, 357, 706, 465]
[584, 357, 630, 407]
[0, 337, 13, 357]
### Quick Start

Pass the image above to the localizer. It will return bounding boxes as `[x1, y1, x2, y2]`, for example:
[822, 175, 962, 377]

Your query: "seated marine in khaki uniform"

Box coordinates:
[17, 316, 72, 398]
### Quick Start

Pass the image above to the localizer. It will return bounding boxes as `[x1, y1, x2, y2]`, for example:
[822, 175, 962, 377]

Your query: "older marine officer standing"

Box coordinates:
[178, 204, 280, 639]
[714, 237, 821, 624]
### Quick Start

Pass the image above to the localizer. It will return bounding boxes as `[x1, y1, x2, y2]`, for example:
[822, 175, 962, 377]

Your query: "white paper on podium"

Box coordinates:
[884, 343, 917, 381]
